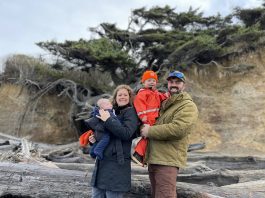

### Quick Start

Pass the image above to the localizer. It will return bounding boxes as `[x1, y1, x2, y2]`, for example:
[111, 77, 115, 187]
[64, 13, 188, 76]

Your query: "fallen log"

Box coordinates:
[178, 168, 265, 187]
[0, 162, 264, 198]
[188, 153, 265, 170]
[54, 160, 212, 176]
[188, 143, 206, 152]
[178, 170, 239, 187]
[54, 162, 149, 175]
[1, 137, 264, 197]
[0, 162, 91, 197]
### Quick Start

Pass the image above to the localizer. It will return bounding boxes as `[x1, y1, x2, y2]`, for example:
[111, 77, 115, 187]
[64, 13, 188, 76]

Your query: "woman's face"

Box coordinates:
[116, 88, 130, 107]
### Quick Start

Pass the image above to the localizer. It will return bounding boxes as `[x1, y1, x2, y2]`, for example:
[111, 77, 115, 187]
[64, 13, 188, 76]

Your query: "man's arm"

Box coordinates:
[145, 102, 198, 141]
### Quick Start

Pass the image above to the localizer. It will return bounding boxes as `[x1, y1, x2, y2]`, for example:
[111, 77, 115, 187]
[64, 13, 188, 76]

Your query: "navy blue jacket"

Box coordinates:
[85, 107, 117, 141]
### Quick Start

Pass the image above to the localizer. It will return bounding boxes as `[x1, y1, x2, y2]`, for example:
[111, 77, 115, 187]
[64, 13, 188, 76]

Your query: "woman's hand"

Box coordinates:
[89, 134, 96, 144]
[96, 109, 111, 122]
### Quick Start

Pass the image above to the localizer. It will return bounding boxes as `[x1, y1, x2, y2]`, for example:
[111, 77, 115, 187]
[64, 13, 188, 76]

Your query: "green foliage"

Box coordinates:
[168, 35, 222, 64]
[4, 55, 64, 83]
[37, 37, 136, 84]
[234, 7, 265, 28]
[87, 38, 135, 69]
[36, 4, 265, 84]
[133, 5, 175, 27]
[3, 55, 114, 93]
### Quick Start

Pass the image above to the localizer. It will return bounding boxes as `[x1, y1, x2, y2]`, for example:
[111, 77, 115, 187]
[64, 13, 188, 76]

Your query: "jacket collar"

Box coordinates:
[114, 104, 131, 115]
[162, 92, 191, 111]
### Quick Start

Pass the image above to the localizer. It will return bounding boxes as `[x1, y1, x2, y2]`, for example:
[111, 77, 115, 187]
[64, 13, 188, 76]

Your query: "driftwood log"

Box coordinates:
[188, 153, 265, 170]
[0, 161, 265, 198]
[1, 135, 265, 198]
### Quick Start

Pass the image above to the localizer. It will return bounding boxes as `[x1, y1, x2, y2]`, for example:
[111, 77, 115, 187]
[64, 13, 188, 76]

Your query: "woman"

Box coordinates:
[89, 84, 139, 198]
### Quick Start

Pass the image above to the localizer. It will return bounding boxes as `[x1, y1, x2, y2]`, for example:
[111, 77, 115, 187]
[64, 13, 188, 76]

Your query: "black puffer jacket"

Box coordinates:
[90, 105, 139, 192]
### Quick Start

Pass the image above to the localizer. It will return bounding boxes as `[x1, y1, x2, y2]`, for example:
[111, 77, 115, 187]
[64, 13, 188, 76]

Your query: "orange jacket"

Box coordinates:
[134, 88, 169, 125]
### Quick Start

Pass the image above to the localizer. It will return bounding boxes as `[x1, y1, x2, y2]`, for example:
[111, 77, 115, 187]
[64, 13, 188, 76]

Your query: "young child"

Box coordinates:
[132, 70, 169, 166]
[82, 98, 119, 160]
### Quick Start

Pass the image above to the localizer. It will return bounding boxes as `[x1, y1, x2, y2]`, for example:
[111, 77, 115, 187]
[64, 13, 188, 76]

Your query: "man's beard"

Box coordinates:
[169, 86, 182, 95]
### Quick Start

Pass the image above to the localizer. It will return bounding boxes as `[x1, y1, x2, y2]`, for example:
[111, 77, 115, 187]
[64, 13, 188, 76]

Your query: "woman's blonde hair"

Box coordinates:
[111, 84, 134, 106]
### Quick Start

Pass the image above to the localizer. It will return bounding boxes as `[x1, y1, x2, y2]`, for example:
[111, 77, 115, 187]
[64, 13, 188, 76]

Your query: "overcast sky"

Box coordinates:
[0, 0, 263, 60]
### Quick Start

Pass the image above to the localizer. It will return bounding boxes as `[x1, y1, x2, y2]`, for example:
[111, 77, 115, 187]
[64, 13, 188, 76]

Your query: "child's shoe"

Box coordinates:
[90, 152, 96, 159]
[81, 147, 90, 154]
[94, 150, 103, 160]
[131, 152, 144, 166]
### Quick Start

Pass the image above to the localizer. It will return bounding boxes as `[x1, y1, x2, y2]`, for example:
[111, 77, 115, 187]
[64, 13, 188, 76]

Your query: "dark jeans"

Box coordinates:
[148, 164, 179, 198]
[92, 187, 124, 198]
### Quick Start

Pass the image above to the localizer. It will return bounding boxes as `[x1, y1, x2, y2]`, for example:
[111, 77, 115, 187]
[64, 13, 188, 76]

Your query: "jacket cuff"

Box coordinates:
[104, 116, 114, 127]
[147, 126, 155, 138]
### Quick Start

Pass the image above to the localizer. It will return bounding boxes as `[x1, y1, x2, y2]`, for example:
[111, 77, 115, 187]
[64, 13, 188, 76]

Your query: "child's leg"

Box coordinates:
[94, 134, 110, 160]
[132, 138, 148, 166]
[134, 121, 154, 157]
[89, 143, 97, 159]
[134, 138, 148, 157]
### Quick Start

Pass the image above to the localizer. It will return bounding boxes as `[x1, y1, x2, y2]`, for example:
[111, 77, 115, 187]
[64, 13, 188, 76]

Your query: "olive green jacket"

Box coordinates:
[146, 92, 198, 168]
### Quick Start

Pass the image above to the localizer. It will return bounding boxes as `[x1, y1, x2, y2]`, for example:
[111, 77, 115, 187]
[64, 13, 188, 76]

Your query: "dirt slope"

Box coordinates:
[188, 48, 265, 155]
[0, 84, 77, 144]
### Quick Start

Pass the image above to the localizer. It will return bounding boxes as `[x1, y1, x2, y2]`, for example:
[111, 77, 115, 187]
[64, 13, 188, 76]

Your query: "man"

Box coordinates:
[140, 70, 198, 198]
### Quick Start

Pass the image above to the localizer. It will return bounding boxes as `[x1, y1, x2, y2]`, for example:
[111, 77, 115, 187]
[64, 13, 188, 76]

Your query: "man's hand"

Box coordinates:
[96, 109, 110, 121]
[140, 124, 150, 138]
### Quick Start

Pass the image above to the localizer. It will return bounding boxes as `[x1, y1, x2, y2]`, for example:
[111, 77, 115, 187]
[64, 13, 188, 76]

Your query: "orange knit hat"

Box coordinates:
[141, 70, 158, 83]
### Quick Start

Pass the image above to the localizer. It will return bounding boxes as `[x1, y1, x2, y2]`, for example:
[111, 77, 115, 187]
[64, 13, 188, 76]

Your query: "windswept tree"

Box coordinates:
[37, 4, 265, 86]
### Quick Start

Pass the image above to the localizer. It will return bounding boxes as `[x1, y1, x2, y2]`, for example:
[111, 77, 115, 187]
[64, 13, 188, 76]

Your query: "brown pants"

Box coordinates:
[148, 164, 179, 198]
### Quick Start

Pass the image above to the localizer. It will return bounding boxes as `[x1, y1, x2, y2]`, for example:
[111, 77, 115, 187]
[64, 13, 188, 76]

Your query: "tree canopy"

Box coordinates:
[37, 4, 265, 86]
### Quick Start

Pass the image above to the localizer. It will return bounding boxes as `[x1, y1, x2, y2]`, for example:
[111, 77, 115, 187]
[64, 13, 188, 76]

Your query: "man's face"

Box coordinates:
[167, 78, 185, 94]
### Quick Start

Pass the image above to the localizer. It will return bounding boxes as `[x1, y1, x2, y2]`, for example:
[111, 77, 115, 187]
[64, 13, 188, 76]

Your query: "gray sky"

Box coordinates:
[0, 0, 263, 59]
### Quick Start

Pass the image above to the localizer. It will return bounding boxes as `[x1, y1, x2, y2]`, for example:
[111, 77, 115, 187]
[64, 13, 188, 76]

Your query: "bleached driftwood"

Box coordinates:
[1, 162, 265, 198]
